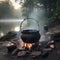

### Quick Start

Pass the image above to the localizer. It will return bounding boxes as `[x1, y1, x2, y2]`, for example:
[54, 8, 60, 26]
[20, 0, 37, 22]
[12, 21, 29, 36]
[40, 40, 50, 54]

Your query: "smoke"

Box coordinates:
[26, 7, 46, 35]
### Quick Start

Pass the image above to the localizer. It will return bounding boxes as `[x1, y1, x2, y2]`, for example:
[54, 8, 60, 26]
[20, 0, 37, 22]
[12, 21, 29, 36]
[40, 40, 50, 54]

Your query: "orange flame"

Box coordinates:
[23, 43, 32, 50]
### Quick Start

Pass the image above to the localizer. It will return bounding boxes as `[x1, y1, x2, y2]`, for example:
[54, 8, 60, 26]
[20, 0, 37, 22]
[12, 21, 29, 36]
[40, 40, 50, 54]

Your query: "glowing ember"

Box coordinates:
[23, 43, 32, 50]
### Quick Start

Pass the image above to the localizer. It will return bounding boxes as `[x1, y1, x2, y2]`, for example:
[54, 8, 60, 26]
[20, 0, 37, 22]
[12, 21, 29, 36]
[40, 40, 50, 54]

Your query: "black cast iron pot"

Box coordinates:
[21, 30, 40, 43]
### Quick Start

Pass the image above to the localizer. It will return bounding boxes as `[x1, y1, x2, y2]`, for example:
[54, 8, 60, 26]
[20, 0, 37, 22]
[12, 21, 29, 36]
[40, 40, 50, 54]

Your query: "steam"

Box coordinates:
[22, 7, 46, 35]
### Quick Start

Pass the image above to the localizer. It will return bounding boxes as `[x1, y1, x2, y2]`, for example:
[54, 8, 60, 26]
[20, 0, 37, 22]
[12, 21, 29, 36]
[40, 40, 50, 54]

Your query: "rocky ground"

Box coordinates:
[0, 42, 60, 60]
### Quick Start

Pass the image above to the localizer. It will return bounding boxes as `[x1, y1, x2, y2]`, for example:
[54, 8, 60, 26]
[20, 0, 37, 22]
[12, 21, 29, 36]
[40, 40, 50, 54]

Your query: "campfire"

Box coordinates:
[23, 43, 33, 50]
[20, 29, 40, 50]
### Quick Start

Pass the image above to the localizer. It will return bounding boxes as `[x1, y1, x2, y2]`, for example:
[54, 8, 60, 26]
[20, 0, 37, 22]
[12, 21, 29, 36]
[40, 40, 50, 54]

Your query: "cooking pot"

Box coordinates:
[21, 29, 40, 43]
